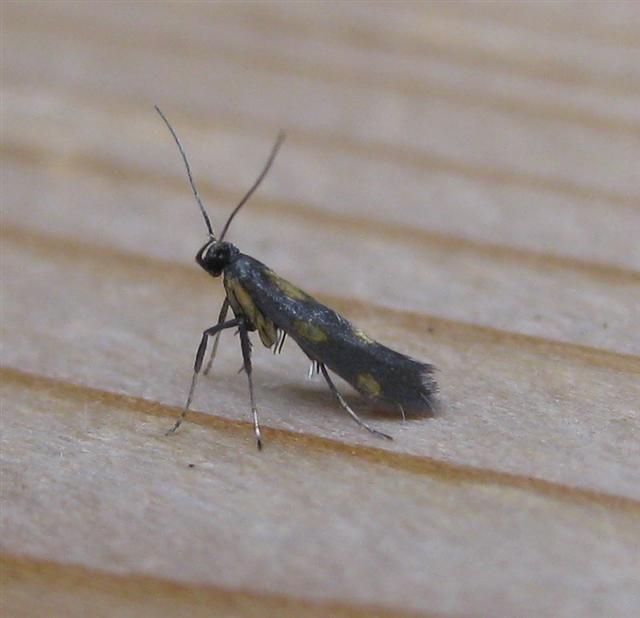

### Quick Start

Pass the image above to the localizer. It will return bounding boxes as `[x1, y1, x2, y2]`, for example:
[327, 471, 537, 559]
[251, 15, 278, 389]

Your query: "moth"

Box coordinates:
[156, 107, 437, 448]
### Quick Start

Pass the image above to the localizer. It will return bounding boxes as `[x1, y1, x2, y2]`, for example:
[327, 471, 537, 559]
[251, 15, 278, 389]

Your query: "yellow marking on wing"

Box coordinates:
[265, 269, 310, 301]
[231, 283, 258, 323]
[294, 321, 328, 343]
[224, 277, 242, 316]
[257, 316, 277, 348]
[357, 373, 382, 397]
[226, 279, 277, 348]
[353, 327, 374, 344]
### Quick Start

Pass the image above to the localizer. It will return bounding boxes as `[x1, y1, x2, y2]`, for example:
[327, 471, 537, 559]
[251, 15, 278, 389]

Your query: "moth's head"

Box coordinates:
[196, 239, 239, 277]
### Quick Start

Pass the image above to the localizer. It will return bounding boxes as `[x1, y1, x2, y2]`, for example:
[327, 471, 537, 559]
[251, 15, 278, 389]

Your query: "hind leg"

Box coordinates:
[318, 364, 392, 440]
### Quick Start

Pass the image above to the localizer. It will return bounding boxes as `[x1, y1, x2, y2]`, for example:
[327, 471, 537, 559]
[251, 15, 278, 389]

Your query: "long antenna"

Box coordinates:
[219, 131, 285, 241]
[154, 105, 215, 238]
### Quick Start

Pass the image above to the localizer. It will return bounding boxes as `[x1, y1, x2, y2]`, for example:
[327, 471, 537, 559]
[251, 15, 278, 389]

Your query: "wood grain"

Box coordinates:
[2, 2, 639, 617]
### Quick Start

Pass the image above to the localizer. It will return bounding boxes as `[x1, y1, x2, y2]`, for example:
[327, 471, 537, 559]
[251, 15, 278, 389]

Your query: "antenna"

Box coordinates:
[155, 106, 215, 238]
[219, 131, 285, 241]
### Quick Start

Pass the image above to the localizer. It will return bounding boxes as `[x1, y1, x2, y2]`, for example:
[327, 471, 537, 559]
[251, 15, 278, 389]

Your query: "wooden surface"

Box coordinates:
[2, 2, 639, 617]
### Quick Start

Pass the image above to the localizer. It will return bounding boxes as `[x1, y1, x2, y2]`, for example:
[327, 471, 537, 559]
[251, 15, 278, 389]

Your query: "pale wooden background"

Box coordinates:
[2, 2, 639, 617]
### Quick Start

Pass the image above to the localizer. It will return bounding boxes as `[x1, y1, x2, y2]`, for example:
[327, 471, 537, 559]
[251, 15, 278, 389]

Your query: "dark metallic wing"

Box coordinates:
[225, 255, 436, 413]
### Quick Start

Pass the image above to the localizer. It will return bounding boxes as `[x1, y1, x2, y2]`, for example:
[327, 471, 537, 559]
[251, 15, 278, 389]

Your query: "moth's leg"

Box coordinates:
[273, 330, 287, 355]
[307, 360, 320, 378]
[238, 319, 262, 450]
[319, 364, 392, 440]
[166, 317, 241, 436]
[203, 298, 230, 375]
[398, 405, 406, 422]
[278, 331, 287, 354]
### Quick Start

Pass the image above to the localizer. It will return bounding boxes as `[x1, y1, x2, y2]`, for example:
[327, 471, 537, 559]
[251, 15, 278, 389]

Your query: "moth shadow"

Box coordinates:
[283, 383, 441, 422]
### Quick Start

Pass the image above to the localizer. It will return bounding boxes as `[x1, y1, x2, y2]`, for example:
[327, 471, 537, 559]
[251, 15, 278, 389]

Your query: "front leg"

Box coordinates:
[238, 319, 262, 450]
[203, 298, 230, 375]
[166, 317, 241, 435]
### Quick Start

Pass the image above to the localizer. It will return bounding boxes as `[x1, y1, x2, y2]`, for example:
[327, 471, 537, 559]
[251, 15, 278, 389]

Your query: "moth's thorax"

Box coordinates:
[195, 239, 239, 277]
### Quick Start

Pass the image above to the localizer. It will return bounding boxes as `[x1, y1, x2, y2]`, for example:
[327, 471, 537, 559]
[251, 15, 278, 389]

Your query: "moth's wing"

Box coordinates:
[224, 260, 278, 348]
[228, 256, 436, 412]
[297, 316, 437, 413]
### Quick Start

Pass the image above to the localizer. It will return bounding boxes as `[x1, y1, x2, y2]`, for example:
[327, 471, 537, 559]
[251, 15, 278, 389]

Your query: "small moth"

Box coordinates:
[156, 107, 437, 448]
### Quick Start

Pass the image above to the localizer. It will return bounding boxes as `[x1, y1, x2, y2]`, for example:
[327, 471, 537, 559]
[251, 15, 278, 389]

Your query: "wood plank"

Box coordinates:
[2, 2, 639, 616]
[5, 4, 640, 200]
[3, 230, 639, 500]
[3, 373, 639, 618]
[3, 93, 639, 354]
[1, 554, 421, 618]
[4, 71, 640, 271]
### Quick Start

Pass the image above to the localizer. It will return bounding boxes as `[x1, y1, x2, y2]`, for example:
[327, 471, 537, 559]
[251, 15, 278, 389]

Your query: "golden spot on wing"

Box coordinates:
[231, 283, 257, 323]
[294, 321, 328, 343]
[226, 279, 277, 348]
[257, 316, 277, 347]
[357, 373, 382, 397]
[353, 327, 374, 344]
[224, 277, 242, 316]
[265, 269, 310, 301]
